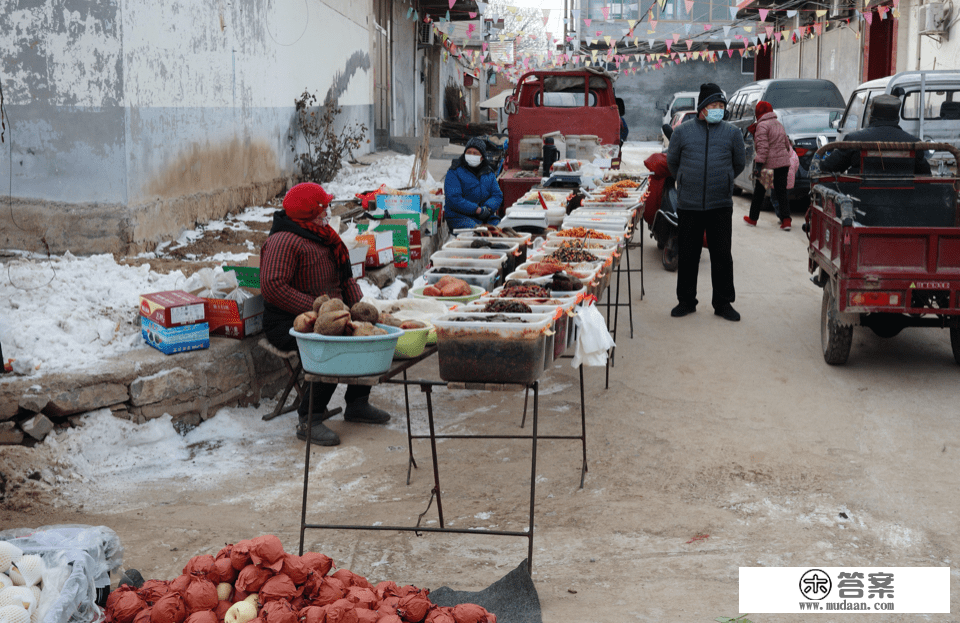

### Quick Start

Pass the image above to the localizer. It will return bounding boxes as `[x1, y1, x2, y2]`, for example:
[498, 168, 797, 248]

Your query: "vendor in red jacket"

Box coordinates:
[261, 182, 391, 447]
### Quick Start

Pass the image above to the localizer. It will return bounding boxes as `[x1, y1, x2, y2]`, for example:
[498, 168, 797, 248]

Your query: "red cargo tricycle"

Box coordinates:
[805, 141, 960, 365]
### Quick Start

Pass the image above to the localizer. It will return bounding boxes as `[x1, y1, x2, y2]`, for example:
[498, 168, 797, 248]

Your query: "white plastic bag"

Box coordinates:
[571, 302, 615, 367]
[340, 221, 360, 249]
[183, 267, 239, 299]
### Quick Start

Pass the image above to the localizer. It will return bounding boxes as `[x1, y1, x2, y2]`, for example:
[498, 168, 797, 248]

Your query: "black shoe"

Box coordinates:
[714, 305, 741, 322]
[297, 407, 341, 426]
[344, 397, 391, 424]
[296, 421, 341, 446]
[671, 302, 697, 317]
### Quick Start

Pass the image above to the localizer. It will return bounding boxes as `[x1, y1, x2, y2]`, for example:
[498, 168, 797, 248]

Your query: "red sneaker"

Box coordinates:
[743, 216, 758, 227]
[780, 218, 792, 231]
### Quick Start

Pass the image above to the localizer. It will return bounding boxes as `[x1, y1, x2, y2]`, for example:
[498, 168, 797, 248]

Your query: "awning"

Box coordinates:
[479, 90, 512, 109]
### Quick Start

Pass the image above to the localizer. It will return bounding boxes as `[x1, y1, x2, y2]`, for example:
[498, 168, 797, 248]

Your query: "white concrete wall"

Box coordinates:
[899, 0, 960, 71]
[773, 22, 863, 101]
[0, 0, 377, 253]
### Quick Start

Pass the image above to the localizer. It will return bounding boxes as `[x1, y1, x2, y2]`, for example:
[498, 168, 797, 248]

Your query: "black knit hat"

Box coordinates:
[870, 94, 901, 123]
[697, 83, 726, 111]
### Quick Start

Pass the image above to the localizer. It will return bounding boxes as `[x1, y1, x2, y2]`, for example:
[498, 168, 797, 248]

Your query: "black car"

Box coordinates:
[733, 107, 843, 201]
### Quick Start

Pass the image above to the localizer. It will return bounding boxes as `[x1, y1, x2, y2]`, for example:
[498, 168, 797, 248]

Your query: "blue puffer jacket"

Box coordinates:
[443, 139, 503, 231]
[666, 117, 746, 211]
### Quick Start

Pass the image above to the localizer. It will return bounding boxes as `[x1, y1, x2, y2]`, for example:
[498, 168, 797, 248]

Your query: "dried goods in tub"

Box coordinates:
[547, 247, 599, 263]
[554, 227, 613, 240]
[378, 312, 403, 327]
[482, 300, 532, 313]
[550, 272, 582, 291]
[525, 258, 571, 276]
[431, 267, 489, 275]
[468, 240, 512, 250]
[589, 186, 629, 202]
[102, 538, 496, 623]
[498, 283, 551, 298]
[399, 320, 427, 329]
[422, 276, 471, 297]
[471, 225, 521, 238]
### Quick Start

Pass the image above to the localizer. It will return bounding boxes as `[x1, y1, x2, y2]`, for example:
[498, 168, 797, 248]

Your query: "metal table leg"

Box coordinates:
[423, 384, 445, 528]
[526, 381, 539, 574]
[299, 381, 315, 555]
[404, 369, 418, 485]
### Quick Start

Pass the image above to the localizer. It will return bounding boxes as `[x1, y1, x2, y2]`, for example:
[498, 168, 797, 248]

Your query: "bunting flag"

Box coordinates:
[684, 22, 692, 34]
[703, 23, 711, 30]
[406, 7, 412, 18]
[665, 38, 673, 50]
[477, 1, 486, 12]
[686, 38, 693, 48]
[601, 6, 610, 19]
[816, 9, 827, 17]
[814, 22, 823, 34]
[628, 19, 637, 30]
[468, 11, 476, 18]
[542, 8, 550, 25]
[765, 25, 774, 37]
[604, 35, 612, 45]
[571, 9, 580, 19]
[724, 38, 731, 48]
[758, 8, 769, 21]
[787, 10, 797, 17]
[448, 0, 455, 8]
[864, 10, 873, 23]
[723, 25, 731, 36]
[650, 18, 658, 28]
[729, 7, 738, 19]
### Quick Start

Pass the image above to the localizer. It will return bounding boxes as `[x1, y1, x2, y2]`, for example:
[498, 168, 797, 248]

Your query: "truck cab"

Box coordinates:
[836, 71, 960, 170]
[499, 68, 622, 208]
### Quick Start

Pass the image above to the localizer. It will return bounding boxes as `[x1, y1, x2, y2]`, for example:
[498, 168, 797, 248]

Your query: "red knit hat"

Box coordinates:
[755, 101, 774, 119]
[283, 183, 334, 223]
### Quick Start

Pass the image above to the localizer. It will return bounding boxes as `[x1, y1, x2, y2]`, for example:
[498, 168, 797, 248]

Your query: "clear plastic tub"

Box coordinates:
[490, 283, 587, 300]
[431, 249, 510, 272]
[443, 239, 521, 275]
[454, 303, 571, 366]
[505, 205, 566, 228]
[424, 266, 500, 292]
[542, 236, 622, 252]
[433, 312, 553, 383]
[560, 218, 630, 239]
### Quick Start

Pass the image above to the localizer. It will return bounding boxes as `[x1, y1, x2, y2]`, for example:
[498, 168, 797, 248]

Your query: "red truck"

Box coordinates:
[805, 141, 960, 364]
[499, 68, 622, 208]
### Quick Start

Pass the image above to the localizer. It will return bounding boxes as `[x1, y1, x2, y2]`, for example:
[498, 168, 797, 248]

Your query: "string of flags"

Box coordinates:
[407, 0, 899, 78]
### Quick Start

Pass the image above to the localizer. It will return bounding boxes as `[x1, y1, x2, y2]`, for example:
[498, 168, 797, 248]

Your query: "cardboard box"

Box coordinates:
[356, 231, 394, 268]
[141, 317, 210, 355]
[139, 290, 207, 328]
[359, 218, 419, 267]
[204, 290, 266, 339]
[409, 229, 423, 260]
[375, 193, 422, 213]
[349, 245, 368, 279]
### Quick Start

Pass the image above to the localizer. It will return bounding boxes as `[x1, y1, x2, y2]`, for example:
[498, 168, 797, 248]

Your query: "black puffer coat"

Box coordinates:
[666, 117, 746, 211]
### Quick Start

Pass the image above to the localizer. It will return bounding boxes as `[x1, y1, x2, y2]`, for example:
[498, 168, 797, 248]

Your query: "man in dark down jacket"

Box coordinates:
[820, 94, 931, 175]
[666, 83, 746, 322]
[443, 137, 504, 232]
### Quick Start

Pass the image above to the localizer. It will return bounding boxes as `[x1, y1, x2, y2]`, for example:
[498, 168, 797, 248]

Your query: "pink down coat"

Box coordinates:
[753, 112, 793, 170]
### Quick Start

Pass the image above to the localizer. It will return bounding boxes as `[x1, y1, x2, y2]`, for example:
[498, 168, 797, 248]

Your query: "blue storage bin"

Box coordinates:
[290, 324, 402, 376]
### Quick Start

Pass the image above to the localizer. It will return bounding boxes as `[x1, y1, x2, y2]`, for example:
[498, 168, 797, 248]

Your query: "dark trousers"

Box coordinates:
[748, 166, 790, 222]
[264, 310, 370, 416]
[676, 206, 735, 309]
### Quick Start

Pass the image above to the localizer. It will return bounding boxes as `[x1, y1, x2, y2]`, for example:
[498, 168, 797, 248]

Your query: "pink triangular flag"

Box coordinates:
[758, 8, 769, 21]
[601, 6, 610, 19]
[684, 0, 694, 13]
[469, 11, 476, 18]
[665, 38, 673, 51]
[864, 9, 873, 23]
[727, 49, 734, 58]
[584, 18, 592, 27]
[448, 0, 455, 8]
[650, 18, 658, 28]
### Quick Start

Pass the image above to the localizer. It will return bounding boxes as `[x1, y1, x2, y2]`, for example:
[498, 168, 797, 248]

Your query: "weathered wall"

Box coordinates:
[615, 55, 755, 140]
[901, 0, 959, 72]
[392, 1, 418, 137]
[0, 0, 375, 255]
[772, 22, 863, 101]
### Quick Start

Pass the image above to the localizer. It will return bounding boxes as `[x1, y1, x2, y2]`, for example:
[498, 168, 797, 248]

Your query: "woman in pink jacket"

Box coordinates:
[743, 101, 795, 230]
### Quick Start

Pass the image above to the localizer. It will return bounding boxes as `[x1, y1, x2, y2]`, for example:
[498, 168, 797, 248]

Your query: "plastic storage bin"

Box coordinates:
[443, 238, 521, 274]
[424, 266, 500, 292]
[291, 324, 402, 376]
[433, 312, 553, 383]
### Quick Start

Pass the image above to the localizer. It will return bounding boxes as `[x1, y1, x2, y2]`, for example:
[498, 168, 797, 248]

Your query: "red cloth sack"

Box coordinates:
[184, 611, 218, 623]
[323, 599, 358, 623]
[151, 593, 187, 623]
[134, 608, 153, 623]
[106, 586, 146, 623]
[280, 555, 310, 586]
[396, 594, 431, 623]
[249, 536, 286, 573]
[236, 564, 274, 594]
[260, 600, 297, 623]
[300, 553, 333, 577]
[139, 581, 172, 606]
[183, 556, 216, 581]
[259, 574, 301, 603]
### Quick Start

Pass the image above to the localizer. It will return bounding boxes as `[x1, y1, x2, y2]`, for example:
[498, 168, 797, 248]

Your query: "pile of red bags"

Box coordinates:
[104, 536, 495, 623]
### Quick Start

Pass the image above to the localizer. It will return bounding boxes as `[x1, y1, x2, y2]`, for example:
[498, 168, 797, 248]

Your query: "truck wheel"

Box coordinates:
[821, 286, 853, 365]
[951, 326, 960, 365]
[662, 234, 679, 272]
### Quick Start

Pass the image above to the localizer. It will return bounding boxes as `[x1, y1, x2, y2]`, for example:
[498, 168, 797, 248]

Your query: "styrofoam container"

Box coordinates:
[505, 205, 566, 228]
[291, 324, 402, 376]
[433, 312, 553, 384]
[424, 266, 500, 292]
[430, 249, 509, 271]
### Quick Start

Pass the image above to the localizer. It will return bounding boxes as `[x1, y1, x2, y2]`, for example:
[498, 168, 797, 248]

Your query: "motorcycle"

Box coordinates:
[643, 124, 681, 271]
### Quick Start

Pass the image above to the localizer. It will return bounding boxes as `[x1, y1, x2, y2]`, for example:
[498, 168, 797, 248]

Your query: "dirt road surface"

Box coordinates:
[3, 194, 960, 623]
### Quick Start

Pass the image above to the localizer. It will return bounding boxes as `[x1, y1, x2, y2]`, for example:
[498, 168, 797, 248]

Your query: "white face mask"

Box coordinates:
[465, 154, 483, 167]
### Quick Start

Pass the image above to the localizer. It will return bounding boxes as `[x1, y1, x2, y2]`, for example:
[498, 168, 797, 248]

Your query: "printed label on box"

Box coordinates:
[139, 290, 208, 327]
[141, 316, 210, 355]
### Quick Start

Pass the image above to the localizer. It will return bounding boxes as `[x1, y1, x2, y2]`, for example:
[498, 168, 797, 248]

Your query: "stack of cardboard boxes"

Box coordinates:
[356, 192, 441, 270]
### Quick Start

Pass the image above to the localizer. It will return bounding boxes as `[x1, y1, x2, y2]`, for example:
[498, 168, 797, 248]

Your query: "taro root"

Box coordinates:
[314, 310, 350, 336]
[378, 313, 402, 327]
[293, 312, 318, 333]
[318, 299, 349, 314]
[398, 320, 426, 330]
[349, 302, 379, 324]
[344, 322, 386, 337]
[311, 295, 330, 313]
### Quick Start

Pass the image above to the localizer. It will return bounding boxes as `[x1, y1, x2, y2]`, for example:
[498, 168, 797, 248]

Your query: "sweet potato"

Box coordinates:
[315, 310, 350, 335]
[311, 295, 330, 313]
[350, 302, 379, 323]
[399, 320, 426, 330]
[293, 311, 318, 333]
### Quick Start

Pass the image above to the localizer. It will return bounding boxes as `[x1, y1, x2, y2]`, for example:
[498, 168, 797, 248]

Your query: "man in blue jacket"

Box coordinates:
[443, 137, 504, 231]
[666, 83, 746, 322]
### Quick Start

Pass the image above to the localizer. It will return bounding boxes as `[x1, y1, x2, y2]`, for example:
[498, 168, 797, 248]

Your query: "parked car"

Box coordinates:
[835, 70, 960, 172]
[726, 79, 846, 121]
[661, 110, 698, 148]
[660, 91, 699, 126]
[733, 107, 844, 202]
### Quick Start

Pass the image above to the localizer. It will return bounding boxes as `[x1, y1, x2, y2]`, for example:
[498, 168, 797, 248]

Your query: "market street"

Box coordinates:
[4, 189, 959, 621]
